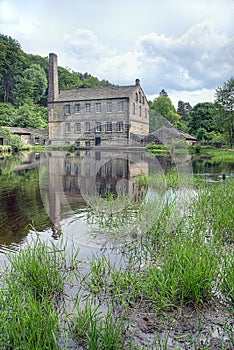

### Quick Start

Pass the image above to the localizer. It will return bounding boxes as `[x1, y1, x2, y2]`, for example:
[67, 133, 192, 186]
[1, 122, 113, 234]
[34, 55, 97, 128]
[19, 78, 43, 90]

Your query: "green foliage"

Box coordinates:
[215, 77, 234, 147]
[15, 64, 47, 105]
[0, 101, 47, 128]
[83, 178, 234, 313]
[0, 102, 16, 126]
[0, 34, 27, 103]
[58, 66, 83, 90]
[0, 127, 23, 149]
[221, 251, 234, 305]
[151, 94, 180, 124]
[6, 237, 67, 300]
[177, 100, 192, 122]
[71, 299, 130, 349]
[189, 102, 216, 139]
[0, 289, 60, 350]
[12, 101, 48, 128]
[0, 237, 80, 350]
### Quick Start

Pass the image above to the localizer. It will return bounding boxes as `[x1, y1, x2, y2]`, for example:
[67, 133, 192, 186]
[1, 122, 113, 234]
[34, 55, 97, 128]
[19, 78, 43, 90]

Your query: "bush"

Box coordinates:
[0, 127, 24, 150]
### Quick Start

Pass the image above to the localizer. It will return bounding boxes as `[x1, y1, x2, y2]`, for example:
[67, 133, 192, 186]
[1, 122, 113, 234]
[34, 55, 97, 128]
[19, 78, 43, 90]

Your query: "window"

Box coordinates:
[105, 162, 112, 176]
[85, 103, 91, 113]
[139, 91, 141, 103]
[65, 163, 71, 174]
[75, 103, 80, 113]
[85, 141, 90, 147]
[117, 101, 124, 112]
[96, 122, 101, 132]
[132, 103, 135, 115]
[139, 106, 142, 117]
[74, 163, 80, 174]
[95, 103, 101, 113]
[85, 122, 91, 132]
[142, 96, 145, 104]
[145, 108, 148, 118]
[95, 151, 101, 160]
[75, 182, 80, 193]
[35, 137, 40, 145]
[65, 123, 71, 133]
[106, 102, 112, 113]
[65, 104, 70, 115]
[116, 121, 123, 132]
[66, 181, 71, 192]
[116, 161, 123, 177]
[106, 122, 112, 133]
[135, 93, 138, 101]
[75, 123, 81, 133]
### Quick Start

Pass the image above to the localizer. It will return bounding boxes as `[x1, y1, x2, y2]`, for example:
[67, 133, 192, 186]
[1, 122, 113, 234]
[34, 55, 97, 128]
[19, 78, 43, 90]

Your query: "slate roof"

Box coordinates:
[149, 126, 197, 141]
[1, 127, 48, 136]
[57, 85, 139, 102]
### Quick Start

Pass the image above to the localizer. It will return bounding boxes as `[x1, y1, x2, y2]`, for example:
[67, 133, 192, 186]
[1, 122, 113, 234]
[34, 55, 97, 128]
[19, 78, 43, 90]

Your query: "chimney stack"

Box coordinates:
[48, 53, 59, 102]
[135, 78, 140, 86]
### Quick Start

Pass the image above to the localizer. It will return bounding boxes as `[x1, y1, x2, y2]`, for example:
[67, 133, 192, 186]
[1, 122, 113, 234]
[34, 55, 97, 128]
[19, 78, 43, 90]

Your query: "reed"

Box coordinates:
[70, 298, 136, 349]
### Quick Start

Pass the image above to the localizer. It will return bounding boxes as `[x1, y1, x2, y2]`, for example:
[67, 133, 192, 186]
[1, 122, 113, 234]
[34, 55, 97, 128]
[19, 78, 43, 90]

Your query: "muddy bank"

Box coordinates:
[124, 299, 233, 349]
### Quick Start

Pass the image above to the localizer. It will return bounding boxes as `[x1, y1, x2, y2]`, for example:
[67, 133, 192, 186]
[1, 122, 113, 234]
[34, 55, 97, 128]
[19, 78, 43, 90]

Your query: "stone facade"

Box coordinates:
[48, 53, 149, 147]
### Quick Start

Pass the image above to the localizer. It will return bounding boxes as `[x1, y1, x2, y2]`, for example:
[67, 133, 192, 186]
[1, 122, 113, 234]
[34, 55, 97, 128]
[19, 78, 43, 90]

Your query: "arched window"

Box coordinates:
[135, 92, 138, 101]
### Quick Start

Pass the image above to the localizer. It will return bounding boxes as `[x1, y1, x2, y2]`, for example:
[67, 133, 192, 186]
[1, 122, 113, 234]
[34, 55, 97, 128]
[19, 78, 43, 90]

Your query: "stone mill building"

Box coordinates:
[48, 53, 149, 147]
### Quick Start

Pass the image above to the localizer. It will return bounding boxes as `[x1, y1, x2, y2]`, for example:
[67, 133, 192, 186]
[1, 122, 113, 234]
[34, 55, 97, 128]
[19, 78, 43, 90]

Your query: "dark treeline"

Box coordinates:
[0, 34, 233, 147]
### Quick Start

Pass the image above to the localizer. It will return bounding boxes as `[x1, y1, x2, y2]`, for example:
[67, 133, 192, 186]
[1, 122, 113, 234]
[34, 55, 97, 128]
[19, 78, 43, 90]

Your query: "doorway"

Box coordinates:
[95, 137, 101, 146]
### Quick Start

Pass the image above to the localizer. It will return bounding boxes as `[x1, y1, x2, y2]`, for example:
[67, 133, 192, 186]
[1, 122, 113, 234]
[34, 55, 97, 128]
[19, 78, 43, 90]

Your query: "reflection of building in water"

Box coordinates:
[44, 151, 149, 226]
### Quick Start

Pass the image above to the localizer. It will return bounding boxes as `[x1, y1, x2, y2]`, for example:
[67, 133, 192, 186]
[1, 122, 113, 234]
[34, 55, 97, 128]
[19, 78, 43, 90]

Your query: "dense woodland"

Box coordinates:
[0, 34, 233, 147]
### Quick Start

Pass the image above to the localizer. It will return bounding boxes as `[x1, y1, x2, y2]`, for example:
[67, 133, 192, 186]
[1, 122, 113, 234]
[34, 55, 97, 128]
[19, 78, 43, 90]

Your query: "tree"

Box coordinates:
[189, 102, 216, 139]
[15, 64, 47, 105]
[159, 89, 168, 97]
[12, 102, 48, 129]
[0, 102, 16, 126]
[177, 100, 192, 122]
[0, 34, 26, 103]
[58, 67, 82, 90]
[151, 94, 180, 124]
[215, 77, 234, 147]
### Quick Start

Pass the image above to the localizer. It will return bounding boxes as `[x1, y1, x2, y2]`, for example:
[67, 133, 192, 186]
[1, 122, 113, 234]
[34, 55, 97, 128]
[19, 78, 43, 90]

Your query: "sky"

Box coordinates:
[0, 0, 233, 107]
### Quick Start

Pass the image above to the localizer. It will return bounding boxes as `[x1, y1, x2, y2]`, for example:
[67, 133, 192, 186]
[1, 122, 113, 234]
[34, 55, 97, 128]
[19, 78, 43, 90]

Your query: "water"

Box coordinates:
[0, 150, 233, 262]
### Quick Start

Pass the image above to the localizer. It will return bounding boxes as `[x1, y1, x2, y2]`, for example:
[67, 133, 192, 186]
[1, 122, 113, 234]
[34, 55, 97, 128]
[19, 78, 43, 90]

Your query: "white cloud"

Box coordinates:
[137, 22, 234, 92]
[61, 21, 233, 102]
[64, 29, 109, 62]
[1, 0, 233, 106]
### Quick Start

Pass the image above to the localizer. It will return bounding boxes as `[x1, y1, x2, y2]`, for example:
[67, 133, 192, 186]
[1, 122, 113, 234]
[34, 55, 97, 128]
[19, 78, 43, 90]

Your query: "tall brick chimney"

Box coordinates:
[48, 53, 59, 102]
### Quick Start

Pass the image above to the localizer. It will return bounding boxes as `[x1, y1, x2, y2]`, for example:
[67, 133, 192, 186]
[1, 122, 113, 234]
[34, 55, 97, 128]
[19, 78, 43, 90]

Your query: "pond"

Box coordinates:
[1, 149, 234, 349]
[0, 149, 234, 261]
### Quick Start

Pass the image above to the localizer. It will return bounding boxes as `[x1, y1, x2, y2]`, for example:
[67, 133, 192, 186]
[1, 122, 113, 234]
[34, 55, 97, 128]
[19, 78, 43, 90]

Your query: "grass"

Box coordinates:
[0, 289, 60, 350]
[5, 237, 68, 300]
[70, 298, 136, 349]
[189, 145, 234, 162]
[0, 236, 79, 349]
[147, 143, 170, 156]
[81, 177, 234, 348]
[0, 176, 233, 349]
[83, 178, 234, 314]
[221, 249, 234, 306]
